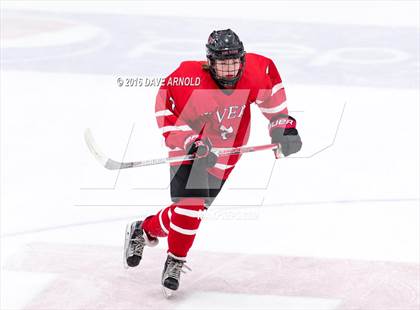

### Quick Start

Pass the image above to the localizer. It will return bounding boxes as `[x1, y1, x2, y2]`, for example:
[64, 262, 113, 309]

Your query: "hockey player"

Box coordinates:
[124, 29, 302, 294]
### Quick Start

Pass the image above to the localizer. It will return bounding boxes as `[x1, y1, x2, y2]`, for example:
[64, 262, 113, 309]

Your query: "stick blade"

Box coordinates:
[104, 158, 129, 170]
[84, 128, 110, 168]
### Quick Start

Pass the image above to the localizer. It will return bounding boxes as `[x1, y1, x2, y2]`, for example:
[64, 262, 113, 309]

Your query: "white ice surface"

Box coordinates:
[1, 271, 57, 310]
[3, 0, 419, 27]
[173, 292, 341, 310]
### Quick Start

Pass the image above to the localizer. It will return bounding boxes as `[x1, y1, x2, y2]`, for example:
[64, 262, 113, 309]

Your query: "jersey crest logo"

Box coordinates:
[219, 125, 234, 140]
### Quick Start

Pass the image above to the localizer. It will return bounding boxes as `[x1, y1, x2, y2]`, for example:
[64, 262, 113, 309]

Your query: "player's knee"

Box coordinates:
[175, 198, 206, 209]
[170, 198, 206, 230]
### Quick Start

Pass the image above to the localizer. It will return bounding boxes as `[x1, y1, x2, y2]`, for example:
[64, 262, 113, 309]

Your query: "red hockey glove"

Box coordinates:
[269, 115, 302, 157]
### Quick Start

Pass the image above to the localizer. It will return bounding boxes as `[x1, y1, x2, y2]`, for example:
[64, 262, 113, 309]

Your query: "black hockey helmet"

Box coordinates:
[206, 29, 246, 88]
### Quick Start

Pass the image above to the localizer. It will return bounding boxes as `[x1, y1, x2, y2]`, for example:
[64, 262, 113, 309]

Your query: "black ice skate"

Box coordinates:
[124, 220, 158, 268]
[161, 254, 191, 297]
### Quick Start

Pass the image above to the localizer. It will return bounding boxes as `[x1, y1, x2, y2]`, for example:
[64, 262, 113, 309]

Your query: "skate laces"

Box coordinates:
[167, 257, 192, 280]
[129, 228, 145, 257]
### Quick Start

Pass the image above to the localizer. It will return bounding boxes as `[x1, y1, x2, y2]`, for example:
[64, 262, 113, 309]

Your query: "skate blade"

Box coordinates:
[123, 223, 131, 269]
[161, 286, 176, 298]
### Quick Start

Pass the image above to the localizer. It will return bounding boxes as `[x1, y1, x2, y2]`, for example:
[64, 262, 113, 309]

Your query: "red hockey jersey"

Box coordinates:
[155, 53, 288, 180]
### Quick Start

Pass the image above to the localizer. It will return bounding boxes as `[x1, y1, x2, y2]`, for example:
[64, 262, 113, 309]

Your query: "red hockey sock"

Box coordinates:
[167, 198, 206, 258]
[142, 205, 172, 238]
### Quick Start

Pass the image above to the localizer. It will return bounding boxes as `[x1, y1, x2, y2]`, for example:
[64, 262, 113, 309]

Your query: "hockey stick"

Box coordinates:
[84, 128, 279, 170]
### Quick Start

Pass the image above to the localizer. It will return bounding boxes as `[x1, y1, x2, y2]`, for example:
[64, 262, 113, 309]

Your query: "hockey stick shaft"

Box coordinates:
[84, 128, 279, 170]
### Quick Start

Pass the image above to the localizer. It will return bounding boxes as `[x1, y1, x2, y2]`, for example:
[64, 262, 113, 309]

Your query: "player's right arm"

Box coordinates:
[155, 85, 198, 151]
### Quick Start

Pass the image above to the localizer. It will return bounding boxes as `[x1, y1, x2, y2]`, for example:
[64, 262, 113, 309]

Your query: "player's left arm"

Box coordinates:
[256, 58, 302, 157]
